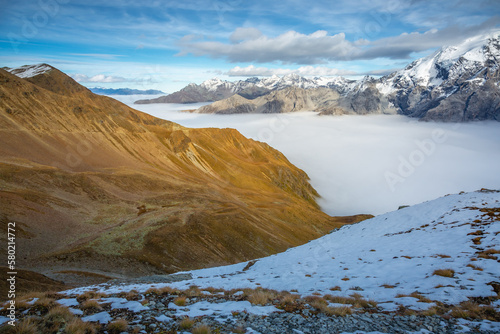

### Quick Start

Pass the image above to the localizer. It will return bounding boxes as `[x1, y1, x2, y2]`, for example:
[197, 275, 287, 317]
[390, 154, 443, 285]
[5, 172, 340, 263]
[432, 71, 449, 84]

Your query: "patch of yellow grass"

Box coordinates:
[245, 288, 278, 305]
[192, 324, 212, 334]
[107, 319, 128, 334]
[80, 299, 102, 312]
[466, 263, 484, 271]
[432, 269, 455, 278]
[179, 317, 194, 330]
[174, 296, 187, 306]
[64, 318, 97, 334]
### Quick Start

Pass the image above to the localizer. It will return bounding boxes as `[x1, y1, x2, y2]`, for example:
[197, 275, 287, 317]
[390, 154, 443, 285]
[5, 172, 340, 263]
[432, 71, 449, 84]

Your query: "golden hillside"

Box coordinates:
[0, 66, 369, 285]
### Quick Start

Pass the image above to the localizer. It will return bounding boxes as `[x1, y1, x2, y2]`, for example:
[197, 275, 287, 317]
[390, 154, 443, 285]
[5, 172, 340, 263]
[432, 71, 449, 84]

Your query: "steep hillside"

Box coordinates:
[0, 66, 368, 284]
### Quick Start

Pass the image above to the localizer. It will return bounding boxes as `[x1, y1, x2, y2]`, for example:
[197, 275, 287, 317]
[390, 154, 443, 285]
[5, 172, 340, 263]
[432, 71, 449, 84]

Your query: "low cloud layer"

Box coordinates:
[71, 73, 128, 83]
[179, 19, 500, 64]
[117, 98, 500, 216]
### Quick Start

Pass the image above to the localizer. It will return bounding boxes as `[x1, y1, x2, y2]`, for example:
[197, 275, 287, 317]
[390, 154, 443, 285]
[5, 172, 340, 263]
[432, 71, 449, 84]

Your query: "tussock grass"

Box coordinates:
[80, 299, 102, 312]
[11, 317, 39, 334]
[178, 317, 194, 330]
[466, 263, 484, 271]
[450, 301, 499, 321]
[477, 248, 500, 260]
[192, 324, 212, 334]
[245, 288, 278, 305]
[76, 291, 107, 303]
[381, 284, 396, 289]
[144, 287, 160, 295]
[433, 269, 455, 278]
[174, 296, 187, 306]
[323, 294, 377, 309]
[434, 254, 451, 258]
[64, 318, 97, 334]
[32, 297, 57, 313]
[184, 285, 202, 297]
[329, 286, 341, 291]
[44, 305, 74, 330]
[325, 305, 353, 316]
[107, 319, 128, 334]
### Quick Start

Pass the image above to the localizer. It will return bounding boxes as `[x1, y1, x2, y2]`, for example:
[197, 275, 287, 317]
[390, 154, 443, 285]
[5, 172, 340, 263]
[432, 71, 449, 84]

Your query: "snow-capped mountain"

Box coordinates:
[191, 31, 500, 121]
[134, 74, 356, 104]
[377, 31, 500, 121]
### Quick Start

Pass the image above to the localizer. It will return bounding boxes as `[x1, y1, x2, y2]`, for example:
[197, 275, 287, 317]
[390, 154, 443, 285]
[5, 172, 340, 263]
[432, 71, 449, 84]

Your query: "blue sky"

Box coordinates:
[1, 0, 499, 92]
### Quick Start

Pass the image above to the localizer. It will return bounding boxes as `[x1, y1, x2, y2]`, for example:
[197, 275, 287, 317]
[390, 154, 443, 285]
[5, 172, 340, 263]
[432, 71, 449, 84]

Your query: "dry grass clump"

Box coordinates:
[178, 317, 194, 330]
[432, 269, 455, 278]
[43, 305, 74, 331]
[191, 324, 212, 334]
[434, 254, 451, 258]
[32, 297, 58, 313]
[64, 318, 97, 334]
[450, 301, 499, 321]
[123, 290, 140, 301]
[466, 263, 484, 271]
[245, 288, 278, 305]
[329, 286, 341, 291]
[396, 292, 432, 303]
[80, 299, 102, 312]
[144, 287, 160, 295]
[203, 286, 224, 294]
[472, 237, 483, 245]
[325, 305, 353, 316]
[231, 326, 246, 334]
[158, 286, 179, 295]
[477, 248, 500, 260]
[174, 296, 187, 306]
[323, 294, 376, 309]
[6, 317, 39, 334]
[304, 295, 327, 309]
[76, 291, 107, 303]
[381, 284, 396, 289]
[276, 292, 302, 312]
[184, 285, 202, 297]
[107, 319, 128, 334]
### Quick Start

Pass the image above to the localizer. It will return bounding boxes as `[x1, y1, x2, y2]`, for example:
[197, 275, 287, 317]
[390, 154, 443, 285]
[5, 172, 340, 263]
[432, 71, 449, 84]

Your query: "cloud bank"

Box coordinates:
[179, 19, 500, 64]
[71, 74, 128, 83]
[117, 99, 500, 216]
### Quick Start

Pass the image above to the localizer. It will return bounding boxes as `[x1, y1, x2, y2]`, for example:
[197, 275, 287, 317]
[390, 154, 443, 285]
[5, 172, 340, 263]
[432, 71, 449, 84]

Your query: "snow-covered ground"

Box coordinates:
[112, 96, 500, 216]
[66, 190, 499, 308]
[3, 190, 498, 332]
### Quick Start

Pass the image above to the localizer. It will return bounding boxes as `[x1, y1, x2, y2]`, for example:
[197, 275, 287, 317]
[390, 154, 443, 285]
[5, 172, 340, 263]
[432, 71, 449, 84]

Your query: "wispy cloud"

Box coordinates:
[66, 53, 126, 60]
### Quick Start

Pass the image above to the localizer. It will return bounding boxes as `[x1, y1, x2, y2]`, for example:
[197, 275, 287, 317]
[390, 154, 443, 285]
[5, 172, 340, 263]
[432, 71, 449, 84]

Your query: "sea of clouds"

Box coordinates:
[112, 95, 500, 216]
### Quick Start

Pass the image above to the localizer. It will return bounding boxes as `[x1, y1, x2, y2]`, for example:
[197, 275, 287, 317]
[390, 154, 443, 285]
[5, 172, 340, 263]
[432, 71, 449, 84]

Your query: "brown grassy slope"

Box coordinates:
[0, 267, 67, 299]
[0, 67, 370, 282]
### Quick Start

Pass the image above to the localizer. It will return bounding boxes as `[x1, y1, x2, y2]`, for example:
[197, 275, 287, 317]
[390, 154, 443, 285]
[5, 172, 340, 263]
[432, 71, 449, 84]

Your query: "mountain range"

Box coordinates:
[0, 64, 369, 287]
[138, 31, 500, 122]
